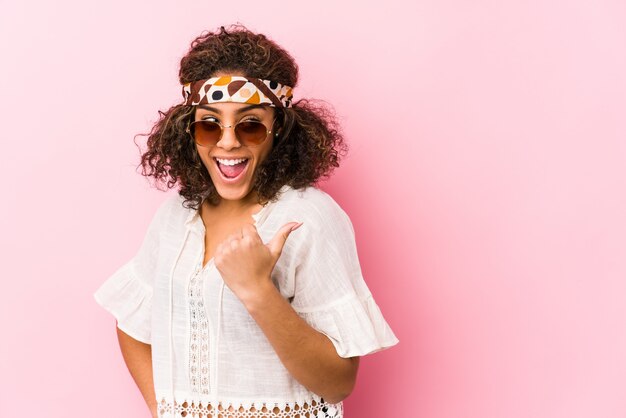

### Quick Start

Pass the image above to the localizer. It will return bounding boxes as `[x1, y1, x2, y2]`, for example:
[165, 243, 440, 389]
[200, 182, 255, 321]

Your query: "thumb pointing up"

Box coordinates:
[267, 221, 303, 261]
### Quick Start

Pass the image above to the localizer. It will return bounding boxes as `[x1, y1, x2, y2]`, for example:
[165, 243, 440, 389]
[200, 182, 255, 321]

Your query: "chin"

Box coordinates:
[209, 173, 254, 201]
[214, 186, 250, 201]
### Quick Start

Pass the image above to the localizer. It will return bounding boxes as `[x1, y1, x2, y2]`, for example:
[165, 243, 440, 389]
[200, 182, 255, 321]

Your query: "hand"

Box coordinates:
[214, 221, 303, 302]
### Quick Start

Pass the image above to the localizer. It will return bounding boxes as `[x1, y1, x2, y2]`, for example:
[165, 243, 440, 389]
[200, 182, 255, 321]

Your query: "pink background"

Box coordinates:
[1, 1, 625, 417]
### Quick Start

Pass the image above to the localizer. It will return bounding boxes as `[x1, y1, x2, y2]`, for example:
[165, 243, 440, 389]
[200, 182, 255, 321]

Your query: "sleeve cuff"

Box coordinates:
[294, 292, 399, 358]
[93, 261, 153, 344]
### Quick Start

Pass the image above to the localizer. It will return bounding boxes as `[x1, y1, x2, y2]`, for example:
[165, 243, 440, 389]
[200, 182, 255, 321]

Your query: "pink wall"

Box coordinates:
[1, 1, 625, 417]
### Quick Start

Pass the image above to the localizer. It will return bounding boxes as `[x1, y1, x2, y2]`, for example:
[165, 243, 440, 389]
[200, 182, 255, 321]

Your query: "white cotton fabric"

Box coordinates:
[93, 184, 399, 418]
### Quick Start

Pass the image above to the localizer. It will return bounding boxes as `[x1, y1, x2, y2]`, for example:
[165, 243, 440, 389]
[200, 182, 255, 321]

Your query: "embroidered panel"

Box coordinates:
[188, 267, 210, 394]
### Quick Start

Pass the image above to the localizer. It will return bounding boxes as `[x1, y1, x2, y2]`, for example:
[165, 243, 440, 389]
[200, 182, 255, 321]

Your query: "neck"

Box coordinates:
[205, 190, 263, 217]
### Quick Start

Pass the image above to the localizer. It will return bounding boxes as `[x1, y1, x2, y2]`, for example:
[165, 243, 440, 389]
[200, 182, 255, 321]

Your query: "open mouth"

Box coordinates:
[214, 157, 250, 181]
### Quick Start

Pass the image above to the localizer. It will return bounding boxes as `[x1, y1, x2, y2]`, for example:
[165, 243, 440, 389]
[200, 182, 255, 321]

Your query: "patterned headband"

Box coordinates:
[182, 76, 293, 108]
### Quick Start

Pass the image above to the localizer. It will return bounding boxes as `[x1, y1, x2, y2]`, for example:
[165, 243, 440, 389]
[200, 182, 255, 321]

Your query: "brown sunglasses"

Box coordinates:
[186, 119, 275, 147]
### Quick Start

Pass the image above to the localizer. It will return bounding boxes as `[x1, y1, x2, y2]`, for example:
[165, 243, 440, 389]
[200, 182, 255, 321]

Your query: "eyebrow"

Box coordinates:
[197, 104, 265, 114]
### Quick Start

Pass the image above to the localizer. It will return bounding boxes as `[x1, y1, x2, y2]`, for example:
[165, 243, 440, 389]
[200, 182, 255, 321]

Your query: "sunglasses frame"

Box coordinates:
[185, 118, 276, 147]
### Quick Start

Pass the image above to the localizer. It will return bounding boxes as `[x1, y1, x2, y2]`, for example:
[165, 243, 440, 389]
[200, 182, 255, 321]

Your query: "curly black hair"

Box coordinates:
[135, 24, 348, 210]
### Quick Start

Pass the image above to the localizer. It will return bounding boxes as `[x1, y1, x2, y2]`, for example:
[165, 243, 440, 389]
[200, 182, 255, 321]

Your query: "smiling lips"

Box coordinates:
[214, 157, 249, 179]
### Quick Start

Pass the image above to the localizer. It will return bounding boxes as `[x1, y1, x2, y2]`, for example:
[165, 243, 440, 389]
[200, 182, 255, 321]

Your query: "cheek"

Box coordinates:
[255, 141, 273, 164]
[196, 148, 213, 170]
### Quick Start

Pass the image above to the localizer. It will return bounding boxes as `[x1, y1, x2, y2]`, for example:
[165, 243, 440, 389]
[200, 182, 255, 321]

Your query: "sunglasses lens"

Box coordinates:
[190, 120, 270, 146]
[235, 121, 268, 145]
[192, 121, 221, 146]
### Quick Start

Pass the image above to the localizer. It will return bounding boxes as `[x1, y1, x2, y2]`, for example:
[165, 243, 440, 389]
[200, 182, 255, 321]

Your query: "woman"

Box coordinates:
[94, 25, 399, 418]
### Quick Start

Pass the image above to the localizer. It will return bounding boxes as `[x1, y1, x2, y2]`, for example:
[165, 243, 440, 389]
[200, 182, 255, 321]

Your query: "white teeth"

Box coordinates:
[215, 158, 248, 166]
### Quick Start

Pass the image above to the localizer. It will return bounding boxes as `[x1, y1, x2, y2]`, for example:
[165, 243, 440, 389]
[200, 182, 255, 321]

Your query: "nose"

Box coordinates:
[215, 124, 241, 150]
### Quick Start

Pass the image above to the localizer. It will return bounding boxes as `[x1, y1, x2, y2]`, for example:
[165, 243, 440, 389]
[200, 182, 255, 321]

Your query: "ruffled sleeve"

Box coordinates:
[93, 196, 173, 344]
[290, 195, 399, 358]
[294, 291, 399, 358]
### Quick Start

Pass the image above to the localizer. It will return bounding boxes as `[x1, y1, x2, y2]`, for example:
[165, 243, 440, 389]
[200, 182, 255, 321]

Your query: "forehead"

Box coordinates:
[195, 103, 273, 115]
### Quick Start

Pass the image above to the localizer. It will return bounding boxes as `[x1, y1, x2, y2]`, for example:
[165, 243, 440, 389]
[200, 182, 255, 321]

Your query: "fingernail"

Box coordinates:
[290, 222, 304, 231]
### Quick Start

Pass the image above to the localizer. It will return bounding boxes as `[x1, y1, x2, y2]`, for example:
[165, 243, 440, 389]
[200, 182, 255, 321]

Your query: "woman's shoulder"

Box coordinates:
[147, 193, 195, 228]
[161, 193, 189, 215]
[278, 185, 342, 210]
[275, 185, 352, 228]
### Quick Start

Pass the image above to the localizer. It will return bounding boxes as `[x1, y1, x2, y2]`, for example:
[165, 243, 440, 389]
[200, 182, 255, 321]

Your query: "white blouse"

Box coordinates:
[94, 184, 399, 418]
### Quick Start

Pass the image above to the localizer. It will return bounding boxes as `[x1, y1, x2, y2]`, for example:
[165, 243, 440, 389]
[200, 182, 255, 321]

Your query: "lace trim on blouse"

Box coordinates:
[188, 266, 210, 394]
[157, 396, 343, 418]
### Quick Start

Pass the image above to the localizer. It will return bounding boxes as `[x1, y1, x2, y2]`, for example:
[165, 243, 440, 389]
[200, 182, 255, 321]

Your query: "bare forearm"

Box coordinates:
[240, 281, 359, 404]
[116, 325, 158, 417]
